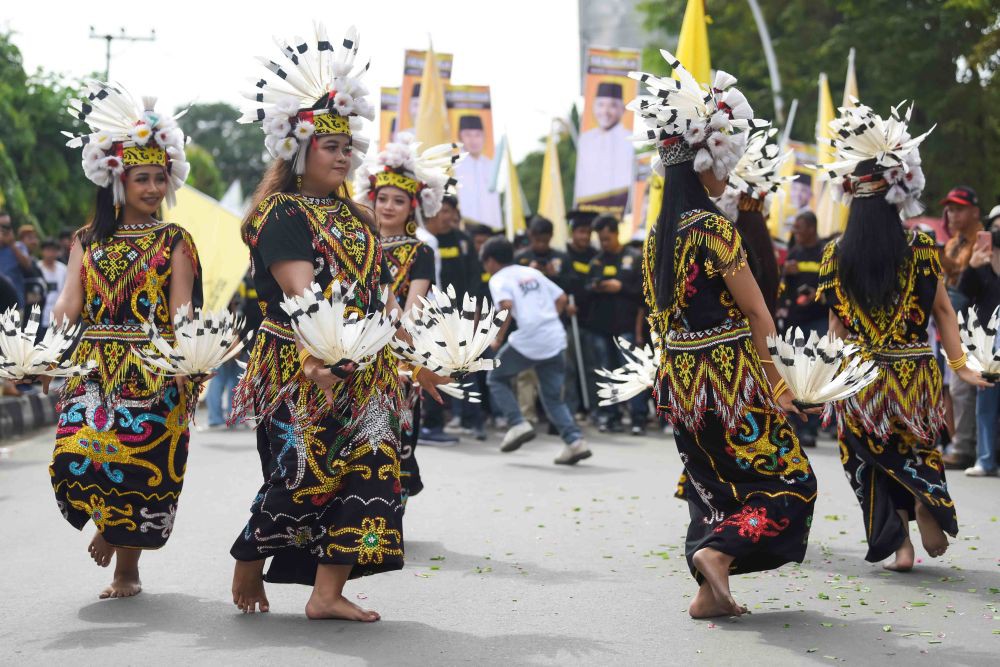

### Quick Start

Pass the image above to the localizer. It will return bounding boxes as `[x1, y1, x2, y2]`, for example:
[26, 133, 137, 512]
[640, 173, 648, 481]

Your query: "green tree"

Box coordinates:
[637, 0, 1000, 208]
[185, 144, 225, 199]
[178, 102, 268, 194]
[0, 33, 91, 235]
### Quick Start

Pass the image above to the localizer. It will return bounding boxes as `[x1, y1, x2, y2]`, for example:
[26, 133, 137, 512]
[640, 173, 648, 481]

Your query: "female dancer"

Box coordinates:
[48, 82, 200, 599]
[816, 102, 989, 570]
[228, 25, 447, 621]
[356, 133, 460, 506]
[632, 54, 817, 618]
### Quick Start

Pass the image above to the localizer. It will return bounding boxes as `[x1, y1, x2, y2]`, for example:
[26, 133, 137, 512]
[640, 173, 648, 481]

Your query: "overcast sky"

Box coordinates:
[4, 0, 583, 161]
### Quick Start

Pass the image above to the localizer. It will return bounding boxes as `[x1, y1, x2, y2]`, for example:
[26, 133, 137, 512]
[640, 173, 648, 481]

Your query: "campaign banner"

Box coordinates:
[447, 84, 502, 230]
[574, 46, 640, 218]
[379, 87, 399, 150]
[397, 49, 453, 137]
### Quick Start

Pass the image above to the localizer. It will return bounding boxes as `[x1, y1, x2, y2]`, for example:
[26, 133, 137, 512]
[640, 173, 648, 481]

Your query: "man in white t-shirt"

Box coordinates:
[481, 237, 591, 465]
[38, 238, 67, 331]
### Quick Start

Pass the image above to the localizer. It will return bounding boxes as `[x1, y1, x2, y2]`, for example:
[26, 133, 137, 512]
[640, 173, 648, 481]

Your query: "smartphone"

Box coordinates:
[975, 230, 992, 254]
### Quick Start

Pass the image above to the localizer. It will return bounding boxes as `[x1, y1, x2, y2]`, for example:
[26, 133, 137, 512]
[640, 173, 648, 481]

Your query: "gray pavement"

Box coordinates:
[1, 415, 998, 665]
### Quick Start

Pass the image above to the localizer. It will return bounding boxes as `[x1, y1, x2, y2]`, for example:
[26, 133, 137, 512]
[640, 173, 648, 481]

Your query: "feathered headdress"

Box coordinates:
[819, 100, 934, 218]
[354, 133, 464, 228]
[63, 81, 190, 208]
[238, 22, 374, 175]
[717, 128, 794, 218]
[627, 50, 767, 178]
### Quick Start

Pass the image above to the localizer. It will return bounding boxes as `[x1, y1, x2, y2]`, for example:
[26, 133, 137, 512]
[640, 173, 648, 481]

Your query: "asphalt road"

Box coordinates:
[1, 415, 998, 665]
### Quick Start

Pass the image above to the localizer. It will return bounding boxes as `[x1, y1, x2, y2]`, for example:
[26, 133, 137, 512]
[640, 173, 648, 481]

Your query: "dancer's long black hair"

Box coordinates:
[836, 159, 909, 312]
[653, 162, 760, 310]
[77, 186, 122, 247]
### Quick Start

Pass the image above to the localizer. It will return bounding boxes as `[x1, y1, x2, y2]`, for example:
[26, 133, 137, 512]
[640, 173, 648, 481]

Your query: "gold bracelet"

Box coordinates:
[298, 348, 314, 369]
[946, 352, 968, 371]
[411, 365, 422, 383]
[772, 378, 788, 399]
[760, 358, 775, 365]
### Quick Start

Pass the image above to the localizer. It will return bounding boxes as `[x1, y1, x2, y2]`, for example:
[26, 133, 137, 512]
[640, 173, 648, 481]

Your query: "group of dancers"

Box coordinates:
[39, 25, 986, 621]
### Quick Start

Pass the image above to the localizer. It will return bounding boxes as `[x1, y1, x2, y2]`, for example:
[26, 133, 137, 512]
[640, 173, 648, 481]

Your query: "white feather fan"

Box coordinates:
[766, 328, 879, 409]
[134, 305, 249, 379]
[596, 335, 659, 406]
[958, 306, 1000, 382]
[390, 284, 508, 378]
[281, 281, 398, 372]
[0, 306, 95, 380]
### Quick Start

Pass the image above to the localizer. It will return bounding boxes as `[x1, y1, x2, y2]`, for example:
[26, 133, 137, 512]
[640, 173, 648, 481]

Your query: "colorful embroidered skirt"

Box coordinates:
[50, 380, 192, 549]
[673, 403, 816, 580]
[837, 416, 957, 562]
[231, 385, 406, 584]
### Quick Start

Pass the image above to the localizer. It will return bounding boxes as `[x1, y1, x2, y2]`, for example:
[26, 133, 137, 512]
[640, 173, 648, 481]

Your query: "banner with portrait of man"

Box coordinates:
[447, 85, 502, 231]
[574, 46, 640, 219]
[398, 49, 453, 137]
[379, 87, 399, 150]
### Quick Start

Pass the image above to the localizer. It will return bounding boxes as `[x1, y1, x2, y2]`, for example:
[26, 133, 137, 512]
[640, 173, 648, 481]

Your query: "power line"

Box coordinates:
[88, 27, 156, 80]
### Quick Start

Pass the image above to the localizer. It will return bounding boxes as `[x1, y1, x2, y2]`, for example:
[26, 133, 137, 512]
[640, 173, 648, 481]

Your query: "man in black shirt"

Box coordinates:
[778, 211, 828, 447]
[516, 216, 567, 287]
[582, 214, 648, 434]
[562, 211, 598, 416]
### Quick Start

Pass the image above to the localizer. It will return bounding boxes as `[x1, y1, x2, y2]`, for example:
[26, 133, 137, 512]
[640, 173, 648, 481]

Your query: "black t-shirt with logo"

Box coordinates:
[584, 246, 642, 336]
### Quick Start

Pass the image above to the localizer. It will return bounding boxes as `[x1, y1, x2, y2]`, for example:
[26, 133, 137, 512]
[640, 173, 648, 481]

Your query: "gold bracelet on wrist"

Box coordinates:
[772, 378, 788, 399]
[298, 348, 314, 370]
[411, 365, 422, 383]
[760, 358, 774, 365]
[946, 352, 968, 371]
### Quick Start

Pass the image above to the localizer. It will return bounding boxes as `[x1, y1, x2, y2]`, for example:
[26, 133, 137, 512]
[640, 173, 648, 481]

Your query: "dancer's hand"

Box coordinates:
[957, 365, 992, 389]
[776, 391, 810, 422]
[303, 356, 353, 406]
[414, 367, 450, 405]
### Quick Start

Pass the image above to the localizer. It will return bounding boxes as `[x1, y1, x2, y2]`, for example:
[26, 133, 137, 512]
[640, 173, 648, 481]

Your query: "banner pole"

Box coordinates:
[568, 295, 589, 412]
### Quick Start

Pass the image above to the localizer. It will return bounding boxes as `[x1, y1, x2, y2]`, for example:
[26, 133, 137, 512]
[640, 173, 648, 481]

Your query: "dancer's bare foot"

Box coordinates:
[689, 581, 739, 618]
[88, 532, 114, 568]
[305, 592, 380, 622]
[692, 548, 746, 617]
[915, 502, 949, 558]
[232, 560, 270, 613]
[884, 536, 915, 571]
[99, 548, 142, 599]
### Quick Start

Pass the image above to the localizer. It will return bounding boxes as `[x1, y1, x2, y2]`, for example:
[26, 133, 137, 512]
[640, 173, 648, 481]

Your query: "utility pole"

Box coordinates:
[88, 27, 156, 80]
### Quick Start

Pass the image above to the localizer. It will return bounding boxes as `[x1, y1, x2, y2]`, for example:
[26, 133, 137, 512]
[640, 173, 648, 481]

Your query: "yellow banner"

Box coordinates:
[163, 186, 248, 311]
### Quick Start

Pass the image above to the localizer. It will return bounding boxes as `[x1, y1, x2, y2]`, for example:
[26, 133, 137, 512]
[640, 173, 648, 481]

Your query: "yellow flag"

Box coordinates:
[538, 129, 567, 247]
[648, 0, 712, 233]
[414, 42, 451, 148]
[813, 72, 850, 237]
[162, 186, 249, 311]
[674, 0, 712, 85]
[503, 142, 526, 241]
[767, 148, 797, 238]
[842, 48, 859, 108]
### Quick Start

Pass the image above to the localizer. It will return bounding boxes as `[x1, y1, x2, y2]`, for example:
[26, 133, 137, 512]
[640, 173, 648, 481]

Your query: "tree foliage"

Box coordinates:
[0, 33, 91, 235]
[637, 0, 1000, 208]
[177, 102, 268, 195]
[185, 144, 225, 199]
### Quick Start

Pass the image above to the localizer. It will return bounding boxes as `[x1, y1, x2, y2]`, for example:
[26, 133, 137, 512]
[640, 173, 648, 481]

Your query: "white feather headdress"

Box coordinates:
[819, 100, 935, 218]
[63, 81, 190, 208]
[354, 133, 464, 226]
[627, 50, 767, 179]
[239, 22, 374, 175]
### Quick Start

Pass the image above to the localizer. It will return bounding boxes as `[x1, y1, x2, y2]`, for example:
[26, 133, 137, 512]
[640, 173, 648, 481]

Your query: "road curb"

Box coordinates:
[0, 392, 59, 442]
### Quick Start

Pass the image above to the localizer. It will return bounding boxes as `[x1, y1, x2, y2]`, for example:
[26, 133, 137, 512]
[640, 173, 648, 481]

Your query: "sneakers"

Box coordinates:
[472, 426, 488, 441]
[418, 427, 460, 447]
[554, 439, 592, 465]
[631, 424, 646, 437]
[964, 464, 998, 477]
[197, 423, 228, 433]
[500, 421, 536, 452]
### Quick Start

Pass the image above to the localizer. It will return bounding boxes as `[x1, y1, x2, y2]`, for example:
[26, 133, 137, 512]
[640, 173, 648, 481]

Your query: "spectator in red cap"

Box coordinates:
[940, 185, 983, 469]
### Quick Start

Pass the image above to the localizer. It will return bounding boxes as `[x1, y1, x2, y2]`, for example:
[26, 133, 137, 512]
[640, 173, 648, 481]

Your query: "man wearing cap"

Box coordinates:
[454, 114, 502, 230]
[574, 81, 634, 205]
[940, 185, 984, 469]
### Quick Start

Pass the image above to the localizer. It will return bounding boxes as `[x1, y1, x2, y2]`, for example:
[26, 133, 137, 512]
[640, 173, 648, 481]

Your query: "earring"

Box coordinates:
[296, 175, 303, 191]
[405, 221, 417, 236]
[114, 203, 121, 219]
